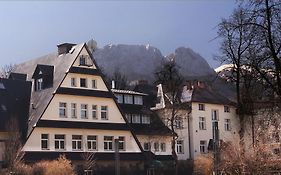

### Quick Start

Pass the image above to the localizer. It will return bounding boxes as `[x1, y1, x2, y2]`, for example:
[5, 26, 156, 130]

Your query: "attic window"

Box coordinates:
[32, 64, 54, 91]
[80, 56, 86, 66]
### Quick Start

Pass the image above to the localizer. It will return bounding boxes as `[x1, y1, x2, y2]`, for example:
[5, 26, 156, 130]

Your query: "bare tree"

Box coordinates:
[155, 60, 185, 175]
[81, 151, 96, 175]
[0, 64, 15, 78]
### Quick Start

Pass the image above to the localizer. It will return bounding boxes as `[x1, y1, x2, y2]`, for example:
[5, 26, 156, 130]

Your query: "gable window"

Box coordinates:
[87, 135, 97, 150]
[176, 140, 184, 154]
[224, 106, 230, 113]
[118, 136, 125, 150]
[71, 78, 76, 87]
[92, 80, 97, 89]
[55, 134, 65, 150]
[199, 117, 206, 130]
[160, 143, 166, 152]
[132, 114, 141, 123]
[59, 102, 67, 117]
[212, 110, 219, 121]
[92, 105, 97, 119]
[200, 140, 207, 154]
[154, 142, 159, 152]
[124, 95, 133, 104]
[116, 94, 123, 103]
[134, 96, 143, 105]
[175, 118, 183, 129]
[72, 135, 82, 150]
[41, 134, 49, 150]
[142, 115, 150, 124]
[101, 106, 108, 120]
[35, 78, 43, 91]
[224, 119, 231, 131]
[125, 114, 132, 123]
[80, 78, 87, 88]
[71, 103, 77, 118]
[80, 56, 86, 66]
[198, 103, 205, 111]
[144, 142, 151, 151]
[81, 104, 88, 119]
[104, 136, 113, 151]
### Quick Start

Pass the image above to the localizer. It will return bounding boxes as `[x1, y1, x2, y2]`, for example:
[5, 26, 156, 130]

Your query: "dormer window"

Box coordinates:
[32, 64, 54, 91]
[134, 95, 143, 105]
[36, 78, 43, 91]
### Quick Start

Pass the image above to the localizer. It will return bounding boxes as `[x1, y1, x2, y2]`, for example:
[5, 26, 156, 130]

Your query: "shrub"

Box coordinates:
[193, 154, 213, 175]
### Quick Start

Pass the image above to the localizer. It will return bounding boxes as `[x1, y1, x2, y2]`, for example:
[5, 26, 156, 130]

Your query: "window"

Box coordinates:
[55, 134, 65, 150]
[175, 118, 183, 129]
[104, 136, 113, 151]
[199, 117, 206, 130]
[81, 104, 88, 119]
[124, 95, 133, 104]
[41, 134, 49, 150]
[59, 102, 67, 117]
[198, 103, 205, 111]
[160, 143, 166, 152]
[176, 140, 184, 154]
[101, 106, 108, 120]
[134, 96, 143, 105]
[125, 114, 131, 123]
[144, 142, 151, 151]
[87, 135, 97, 150]
[224, 106, 230, 113]
[212, 110, 219, 121]
[118, 136, 125, 150]
[92, 80, 97, 89]
[36, 78, 43, 91]
[132, 114, 141, 123]
[154, 142, 159, 152]
[92, 105, 97, 119]
[71, 78, 76, 87]
[142, 115, 150, 124]
[224, 119, 231, 131]
[72, 135, 82, 150]
[80, 78, 87, 88]
[71, 103, 77, 118]
[80, 56, 86, 66]
[116, 94, 123, 103]
[200, 140, 207, 154]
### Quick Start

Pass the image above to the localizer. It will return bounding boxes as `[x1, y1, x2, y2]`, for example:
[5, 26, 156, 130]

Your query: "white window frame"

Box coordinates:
[176, 140, 184, 154]
[134, 95, 143, 105]
[72, 135, 83, 151]
[160, 143, 166, 152]
[116, 94, 123, 103]
[144, 142, 151, 151]
[80, 78, 87, 88]
[224, 106, 230, 113]
[104, 136, 113, 151]
[92, 105, 97, 119]
[87, 135, 97, 151]
[92, 79, 97, 89]
[125, 114, 132, 123]
[154, 142, 159, 152]
[36, 78, 43, 91]
[198, 103, 205, 111]
[200, 140, 207, 154]
[41, 134, 49, 150]
[224, 119, 231, 131]
[59, 102, 67, 117]
[132, 114, 141, 123]
[175, 117, 183, 129]
[101, 106, 108, 120]
[142, 115, 150, 124]
[81, 104, 88, 119]
[124, 95, 133, 104]
[71, 103, 77, 118]
[55, 134, 65, 150]
[79, 55, 87, 66]
[199, 117, 206, 130]
[212, 109, 219, 121]
[71, 77, 76, 87]
[118, 136, 125, 151]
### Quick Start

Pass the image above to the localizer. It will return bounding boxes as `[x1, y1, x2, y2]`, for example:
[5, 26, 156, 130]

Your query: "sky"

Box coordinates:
[0, 1, 236, 69]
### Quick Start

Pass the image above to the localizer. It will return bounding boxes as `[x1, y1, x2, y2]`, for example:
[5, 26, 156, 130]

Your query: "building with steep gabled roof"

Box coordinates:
[12, 43, 147, 173]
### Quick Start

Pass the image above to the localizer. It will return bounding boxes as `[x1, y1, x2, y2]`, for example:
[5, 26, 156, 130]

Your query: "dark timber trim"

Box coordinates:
[37, 120, 131, 130]
[68, 67, 101, 76]
[56, 87, 113, 98]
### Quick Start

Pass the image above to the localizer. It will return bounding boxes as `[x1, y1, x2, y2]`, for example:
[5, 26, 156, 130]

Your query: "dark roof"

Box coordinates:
[0, 78, 31, 140]
[31, 64, 54, 79]
[192, 87, 236, 106]
[13, 43, 85, 136]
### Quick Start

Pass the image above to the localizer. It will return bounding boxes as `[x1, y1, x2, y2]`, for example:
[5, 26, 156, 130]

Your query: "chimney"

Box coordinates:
[57, 43, 76, 55]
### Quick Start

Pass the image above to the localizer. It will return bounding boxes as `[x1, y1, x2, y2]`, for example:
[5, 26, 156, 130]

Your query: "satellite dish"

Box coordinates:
[87, 39, 98, 53]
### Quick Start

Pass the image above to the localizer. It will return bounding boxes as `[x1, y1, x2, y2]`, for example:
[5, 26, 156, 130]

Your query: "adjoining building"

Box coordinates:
[11, 43, 149, 173]
[152, 81, 239, 160]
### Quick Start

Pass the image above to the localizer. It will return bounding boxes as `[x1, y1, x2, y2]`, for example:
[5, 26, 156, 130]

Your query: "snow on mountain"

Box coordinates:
[92, 44, 215, 82]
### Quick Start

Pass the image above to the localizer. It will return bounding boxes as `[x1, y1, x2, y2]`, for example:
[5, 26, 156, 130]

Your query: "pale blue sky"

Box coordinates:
[0, 1, 236, 68]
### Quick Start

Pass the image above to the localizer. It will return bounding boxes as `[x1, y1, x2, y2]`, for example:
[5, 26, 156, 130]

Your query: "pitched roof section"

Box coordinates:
[13, 43, 85, 136]
[111, 89, 148, 96]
